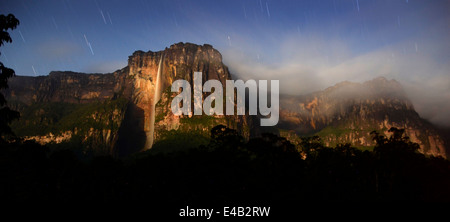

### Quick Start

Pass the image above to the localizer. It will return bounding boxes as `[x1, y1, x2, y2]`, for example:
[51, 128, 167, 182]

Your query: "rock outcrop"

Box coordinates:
[5, 43, 251, 156]
[3, 43, 447, 158]
[279, 77, 447, 157]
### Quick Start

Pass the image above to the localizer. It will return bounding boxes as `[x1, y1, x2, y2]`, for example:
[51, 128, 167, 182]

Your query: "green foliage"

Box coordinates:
[180, 114, 216, 126]
[150, 130, 210, 154]
[316, 125, 353, 138]
[154, 110, 165, 123]
[314, 123, 379, 150]
[11, 98, 128, 137]
[154, 87, 173, 123]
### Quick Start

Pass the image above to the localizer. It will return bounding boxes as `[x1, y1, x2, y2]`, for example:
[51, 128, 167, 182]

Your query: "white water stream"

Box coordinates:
[146, 54, 164, 149]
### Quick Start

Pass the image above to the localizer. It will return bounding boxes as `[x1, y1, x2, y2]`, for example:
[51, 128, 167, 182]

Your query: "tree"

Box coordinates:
[210, 124, 243, 149]
[0, 14, 20, 140]
[371, 127, 420, 156]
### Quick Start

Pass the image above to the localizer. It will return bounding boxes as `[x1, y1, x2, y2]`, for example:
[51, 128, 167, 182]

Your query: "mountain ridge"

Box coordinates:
[3, 42, 447, 158]
[4, 42, 252, 156]
[279, 76, 446, 157]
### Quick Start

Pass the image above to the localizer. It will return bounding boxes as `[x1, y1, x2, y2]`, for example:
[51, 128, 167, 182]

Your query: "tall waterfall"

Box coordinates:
[146, 54, 164, 149]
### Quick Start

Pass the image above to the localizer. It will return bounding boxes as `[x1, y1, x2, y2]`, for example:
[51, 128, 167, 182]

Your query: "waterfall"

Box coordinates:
[154, 54, 164, 107]
[146, 54, 164, 149]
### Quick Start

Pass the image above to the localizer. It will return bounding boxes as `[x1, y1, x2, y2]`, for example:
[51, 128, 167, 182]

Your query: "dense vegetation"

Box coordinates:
[1, 125, 449, 203]
[10, 98, 128, 137]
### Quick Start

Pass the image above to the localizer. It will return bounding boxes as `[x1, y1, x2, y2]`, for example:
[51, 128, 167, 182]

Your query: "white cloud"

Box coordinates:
[83, 60, 127, 74]
[35, 39, 83, 60]
[222, 33, 450, 126]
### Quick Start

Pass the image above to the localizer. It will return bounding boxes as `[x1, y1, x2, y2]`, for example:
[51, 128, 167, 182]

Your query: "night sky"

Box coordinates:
[1, 0, 449, 125]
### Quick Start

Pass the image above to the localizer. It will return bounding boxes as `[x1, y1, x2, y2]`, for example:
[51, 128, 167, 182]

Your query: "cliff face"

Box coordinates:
[6, 70, 127, 104]
[279, 77, 447, 157]
[124, 43, 245, 151]
[4, 43, 447, 158]
[155, 43, 251, 141]
[5, 43, 251, 156]
[6, 69, 130, 155]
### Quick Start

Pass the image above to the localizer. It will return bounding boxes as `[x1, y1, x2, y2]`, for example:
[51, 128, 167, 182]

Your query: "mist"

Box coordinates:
[222, 33, 450, 127]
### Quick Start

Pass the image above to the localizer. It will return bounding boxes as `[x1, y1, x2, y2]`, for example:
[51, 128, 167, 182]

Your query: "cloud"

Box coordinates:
[402, 73, 450, 127]
[320, 43, 450, 127]
[222, 34, 348, 95]
[221, 33, 450, 126]
[35, 39, 83, 60]
[82, 60, 127, 74]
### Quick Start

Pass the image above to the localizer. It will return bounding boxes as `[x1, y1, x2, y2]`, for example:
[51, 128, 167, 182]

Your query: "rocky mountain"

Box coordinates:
[3, 42, 447, 158]
[6, 70, 130, 155]
[5, 42, 251, 156]
[278, 77, 447, 157]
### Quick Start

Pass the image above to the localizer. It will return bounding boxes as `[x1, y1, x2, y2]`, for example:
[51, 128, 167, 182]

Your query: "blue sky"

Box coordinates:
[1, 0, 450, 125]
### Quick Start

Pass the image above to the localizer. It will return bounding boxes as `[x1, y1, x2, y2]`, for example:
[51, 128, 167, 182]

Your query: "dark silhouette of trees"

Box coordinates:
[210, 124, 243, 150]
[1, 124, 450, 203]
[0, 14, 20, 141]
[370, 127, 440, 200]
[299, 135, 324, 161]
[371, 127, 420, 157]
